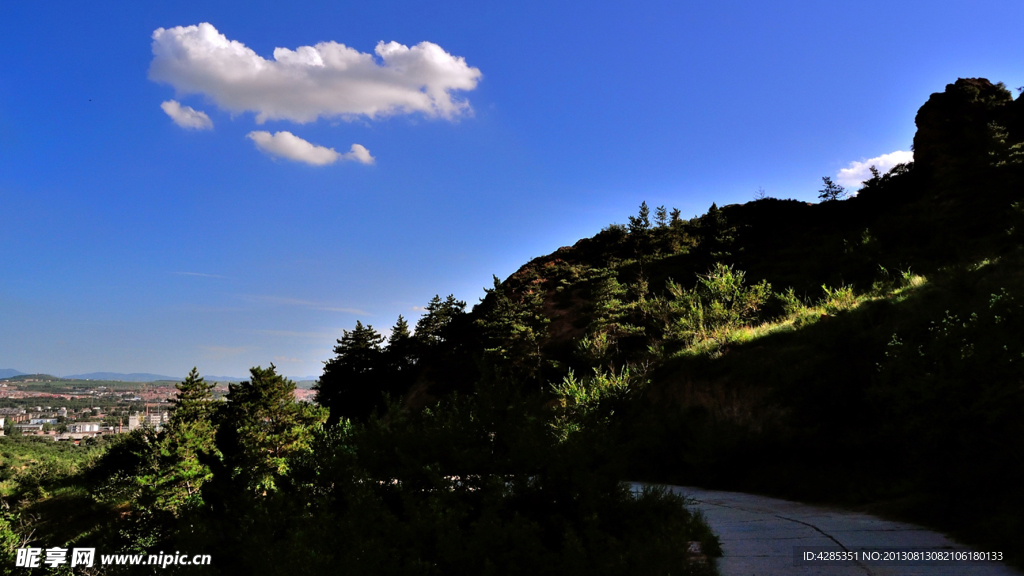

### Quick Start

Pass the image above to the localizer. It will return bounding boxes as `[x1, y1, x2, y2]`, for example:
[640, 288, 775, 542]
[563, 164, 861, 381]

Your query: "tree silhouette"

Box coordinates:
[315, 321, 386, 422]
[818, 176, 847, 202]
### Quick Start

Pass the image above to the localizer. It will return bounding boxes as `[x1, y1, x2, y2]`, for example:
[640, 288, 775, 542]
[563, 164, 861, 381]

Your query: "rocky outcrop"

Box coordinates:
[913, 78, 1019, 177]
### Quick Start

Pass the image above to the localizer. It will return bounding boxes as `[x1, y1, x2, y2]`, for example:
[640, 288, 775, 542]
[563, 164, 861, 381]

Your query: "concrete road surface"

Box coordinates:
[634, 484, 1022, 576]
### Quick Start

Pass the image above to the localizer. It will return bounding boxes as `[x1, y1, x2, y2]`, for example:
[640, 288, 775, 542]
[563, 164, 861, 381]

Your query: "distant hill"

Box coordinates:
[3, 373, 60, 382]
[62, 372, 179, 382]
[0, 369, 26, 379]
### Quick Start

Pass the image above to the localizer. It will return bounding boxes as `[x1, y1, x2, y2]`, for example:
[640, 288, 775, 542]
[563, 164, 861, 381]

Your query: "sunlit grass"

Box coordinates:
[670, 274, 932, 360]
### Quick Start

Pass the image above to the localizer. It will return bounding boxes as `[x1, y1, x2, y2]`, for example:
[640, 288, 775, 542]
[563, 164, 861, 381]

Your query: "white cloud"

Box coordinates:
[247, 131, 374, 166]
[160, 99, 213, 129]
[247, 131, 341, 165]
[149, 23, 482, 124]
[836, 150, 914, 188]
[342, 143, 375, 165]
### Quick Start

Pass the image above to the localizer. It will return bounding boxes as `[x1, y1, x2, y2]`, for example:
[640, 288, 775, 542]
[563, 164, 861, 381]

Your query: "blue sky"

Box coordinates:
[1, 1, 1021, 379]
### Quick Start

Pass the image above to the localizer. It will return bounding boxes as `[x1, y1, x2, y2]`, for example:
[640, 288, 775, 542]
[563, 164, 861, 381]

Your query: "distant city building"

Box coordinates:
[67, 422, 101, 433]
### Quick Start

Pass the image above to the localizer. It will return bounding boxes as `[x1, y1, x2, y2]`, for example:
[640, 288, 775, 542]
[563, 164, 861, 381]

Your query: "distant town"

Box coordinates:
[0, 374, 316, 442]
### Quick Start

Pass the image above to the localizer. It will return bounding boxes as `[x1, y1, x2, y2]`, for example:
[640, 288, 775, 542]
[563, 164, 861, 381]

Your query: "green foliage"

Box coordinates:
[478, 276, 551, 382]
[551, 367, 645, 443]
[988, 122, 1024, 166]
[819, 284, 856, 314]
[218, 365, 327, 495]
[663, 263, 773, 347]
[0, 509, 19, 569]
[86, 370, 221, 528]
[172, 367, 216, 424]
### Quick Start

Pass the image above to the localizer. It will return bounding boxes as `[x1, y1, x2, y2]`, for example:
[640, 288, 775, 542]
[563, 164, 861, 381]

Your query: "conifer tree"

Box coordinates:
[389, 314, 411, 346]
[382, 315, 417, 396]
[818, 176, 847, 202]
[477, 275, 550, 382]
[698, 203, 735, 261]
[627, 201, 652, 235]
[154, 367, 220, 512]
[218, 365, 326, 494]
[414, 294, 467, 346]
[655, 205, 668, 228]
[171, 367, 215, 425]
[315, 321, 386, 422]
[669, 208, 682, 228]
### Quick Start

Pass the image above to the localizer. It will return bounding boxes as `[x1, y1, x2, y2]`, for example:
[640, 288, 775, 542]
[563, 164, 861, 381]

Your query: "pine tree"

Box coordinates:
[655, 205, 668, 228]
[156, 367, 219, 512]
[154, 418, 219, 513]
[698, 203, 735, 260]
[477, 275, 550, 382]
[818, 176, 847, 202]
[627, 201, 652, 235]
[388, 315, 411, 347]
[382, 314, 417, 397]
[171, 367, 215, 425]
[669, 208, 682, 228]
[219, 365, 326, 494]
[315, 321, 386, 422]
[414, 294, 466, 346]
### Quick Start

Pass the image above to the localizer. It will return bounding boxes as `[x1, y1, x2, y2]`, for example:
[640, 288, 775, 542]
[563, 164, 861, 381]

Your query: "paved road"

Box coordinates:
[634, 484, 1022, 576]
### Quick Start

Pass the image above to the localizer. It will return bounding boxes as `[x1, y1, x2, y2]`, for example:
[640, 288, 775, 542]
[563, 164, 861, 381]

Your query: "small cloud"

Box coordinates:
[342, 143, 375, 165]
[247, 131, 340, 165]
[273, 356, 303, 363]
[411, 306, 427, 312]
[247, 131, 374, 166]
[161, 100, 213, 130]
[836, 150, 914, 188]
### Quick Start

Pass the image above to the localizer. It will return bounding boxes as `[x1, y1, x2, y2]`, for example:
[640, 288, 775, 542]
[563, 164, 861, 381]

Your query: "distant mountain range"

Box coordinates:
[0, 369, 26, 379]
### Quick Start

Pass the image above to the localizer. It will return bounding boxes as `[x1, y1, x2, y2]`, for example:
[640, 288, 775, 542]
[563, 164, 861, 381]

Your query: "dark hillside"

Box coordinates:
[341, 77, 1024, 564]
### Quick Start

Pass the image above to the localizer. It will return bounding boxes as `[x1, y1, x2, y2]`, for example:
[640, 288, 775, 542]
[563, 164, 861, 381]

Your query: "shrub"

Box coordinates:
[820, 284, 857, 314]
